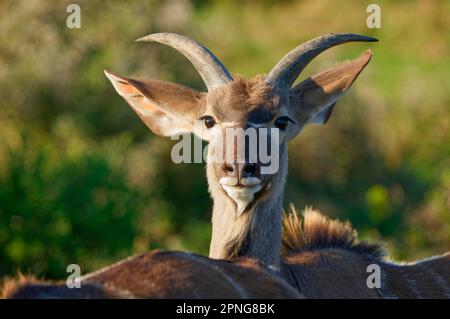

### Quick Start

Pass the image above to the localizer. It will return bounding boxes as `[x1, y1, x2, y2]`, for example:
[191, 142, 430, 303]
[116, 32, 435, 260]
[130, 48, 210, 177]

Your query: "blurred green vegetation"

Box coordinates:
[0, 0, 449, 280]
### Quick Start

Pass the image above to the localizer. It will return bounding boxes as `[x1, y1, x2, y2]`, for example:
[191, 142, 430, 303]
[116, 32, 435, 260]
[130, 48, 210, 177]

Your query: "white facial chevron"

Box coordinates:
[219, 177, 263, 216]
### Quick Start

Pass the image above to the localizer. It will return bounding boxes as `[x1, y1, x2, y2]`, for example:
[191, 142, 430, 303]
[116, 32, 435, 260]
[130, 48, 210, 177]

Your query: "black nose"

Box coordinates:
[243, 163, 258, 177]
[222, 162, 260, 179]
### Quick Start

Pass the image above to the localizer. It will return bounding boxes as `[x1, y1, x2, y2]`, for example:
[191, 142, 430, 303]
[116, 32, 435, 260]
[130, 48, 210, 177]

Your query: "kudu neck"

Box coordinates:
[207, 153, 288, 269]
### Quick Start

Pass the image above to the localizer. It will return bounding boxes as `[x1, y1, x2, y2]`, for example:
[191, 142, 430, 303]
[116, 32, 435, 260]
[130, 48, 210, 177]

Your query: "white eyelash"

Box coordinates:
[247, 122, 265, 128]
[221, 121, 240, 127]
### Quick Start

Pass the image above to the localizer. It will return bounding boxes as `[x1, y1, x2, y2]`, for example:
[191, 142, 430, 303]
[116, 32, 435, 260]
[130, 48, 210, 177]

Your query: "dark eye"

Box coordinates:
[274, 116, 294, 130]
[200, 115, 216, 129]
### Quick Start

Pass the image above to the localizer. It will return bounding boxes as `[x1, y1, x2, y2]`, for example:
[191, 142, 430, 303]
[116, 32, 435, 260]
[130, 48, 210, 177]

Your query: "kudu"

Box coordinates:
[3, 33, 449, 299]
[104, 33, 378, 269]
[103, 33, 449, 297]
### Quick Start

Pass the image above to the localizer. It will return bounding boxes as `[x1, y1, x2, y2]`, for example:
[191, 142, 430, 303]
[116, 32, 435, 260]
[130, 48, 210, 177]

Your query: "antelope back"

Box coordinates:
[2, 250, 301, 299]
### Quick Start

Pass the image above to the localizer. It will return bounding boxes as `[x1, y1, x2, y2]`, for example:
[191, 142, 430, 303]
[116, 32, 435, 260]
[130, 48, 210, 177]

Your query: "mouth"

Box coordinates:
[219, 177, 265, 216]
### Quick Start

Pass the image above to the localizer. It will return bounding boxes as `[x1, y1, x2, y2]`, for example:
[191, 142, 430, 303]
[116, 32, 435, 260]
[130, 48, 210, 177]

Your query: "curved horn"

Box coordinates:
[266, 33, 378, 89]
[136, 33, 233, 91]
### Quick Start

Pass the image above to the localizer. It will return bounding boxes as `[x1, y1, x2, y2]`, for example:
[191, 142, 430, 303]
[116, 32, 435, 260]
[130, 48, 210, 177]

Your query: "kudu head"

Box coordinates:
[105, 33, 375, 214]
[105, 33, 376, 264]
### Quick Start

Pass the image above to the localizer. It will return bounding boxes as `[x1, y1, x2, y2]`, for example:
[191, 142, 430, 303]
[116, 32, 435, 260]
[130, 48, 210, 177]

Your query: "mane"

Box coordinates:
[1, 273, 122, 299]
[281, 205, 386, 259]
[0, 273, 40, 299]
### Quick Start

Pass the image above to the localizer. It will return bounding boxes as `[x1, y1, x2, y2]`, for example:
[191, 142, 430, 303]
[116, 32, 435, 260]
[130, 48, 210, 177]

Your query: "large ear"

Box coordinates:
[288, 49, 372, 126]
[104, 70, 206, 137]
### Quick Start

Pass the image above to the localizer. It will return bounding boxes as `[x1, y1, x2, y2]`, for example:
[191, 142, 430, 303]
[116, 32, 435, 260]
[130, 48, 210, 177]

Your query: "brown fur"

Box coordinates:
[281, 249, 382, 298]
[281, 206, 385, 259]
[379, 254, 450, 298]
[280, 207, 450, 299]
[1, 273, 124, 299]
[208, 75, 280, 123]
[1, 251, 301, 299]
[1, 274, 39, 299]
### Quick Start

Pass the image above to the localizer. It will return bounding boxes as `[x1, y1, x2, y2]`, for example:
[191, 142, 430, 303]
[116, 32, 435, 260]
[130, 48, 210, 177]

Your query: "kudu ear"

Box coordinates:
[104, 70, 206, 137]
[288, 49, 372, 126]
